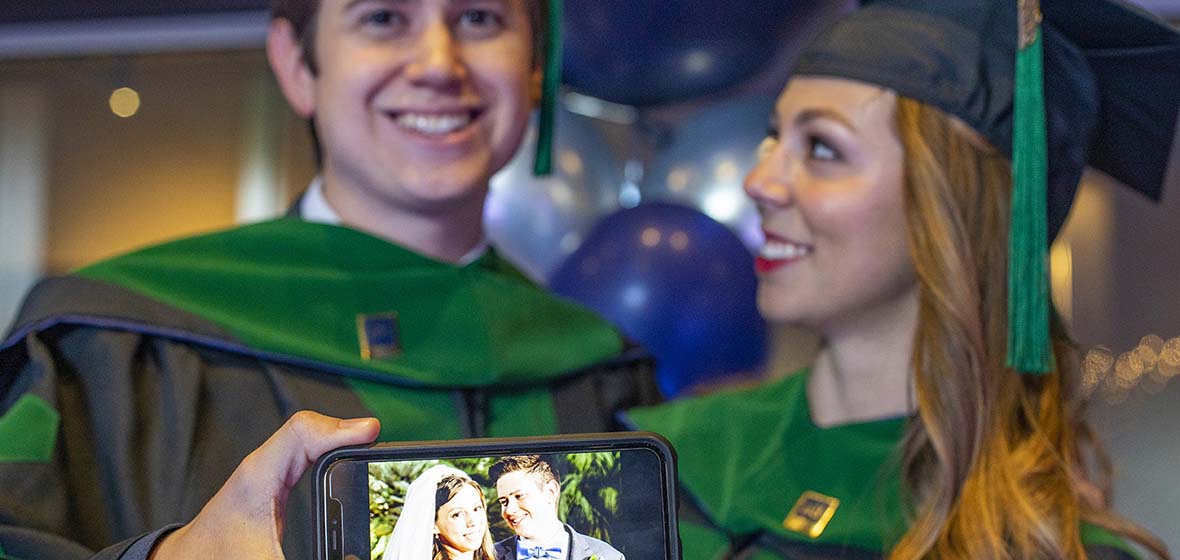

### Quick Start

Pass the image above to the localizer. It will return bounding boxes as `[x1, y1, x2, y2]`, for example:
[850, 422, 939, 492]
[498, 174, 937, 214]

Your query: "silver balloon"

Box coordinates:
[485, 108, 623, 281]
[641, 95, 776, 250]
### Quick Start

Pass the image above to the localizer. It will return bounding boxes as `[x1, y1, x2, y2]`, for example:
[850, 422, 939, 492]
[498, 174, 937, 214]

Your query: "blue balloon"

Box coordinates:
[643, 95, 776, 251]
[563, 1, 809, 106]
[550, 203, 767, 396]
[485, 109, 622, 281]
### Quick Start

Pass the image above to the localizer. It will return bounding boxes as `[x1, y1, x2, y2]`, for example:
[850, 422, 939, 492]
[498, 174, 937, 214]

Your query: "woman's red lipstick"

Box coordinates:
[755, 233, 813, 274]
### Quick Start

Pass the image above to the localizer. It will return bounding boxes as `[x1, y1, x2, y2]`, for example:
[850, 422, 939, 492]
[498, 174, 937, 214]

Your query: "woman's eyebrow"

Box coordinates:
[795, 108, 857, 132]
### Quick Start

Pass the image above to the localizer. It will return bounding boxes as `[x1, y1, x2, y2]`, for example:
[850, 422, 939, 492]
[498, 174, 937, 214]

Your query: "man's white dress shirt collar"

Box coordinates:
[299, 177, 488, 265]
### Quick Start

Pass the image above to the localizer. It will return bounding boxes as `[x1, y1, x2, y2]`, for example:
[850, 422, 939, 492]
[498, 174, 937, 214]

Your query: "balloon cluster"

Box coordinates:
[485, 2, 827, 395]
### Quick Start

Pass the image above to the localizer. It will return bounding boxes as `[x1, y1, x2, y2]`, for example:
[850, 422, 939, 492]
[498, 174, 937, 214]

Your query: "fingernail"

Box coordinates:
[338, 417, 374, 429]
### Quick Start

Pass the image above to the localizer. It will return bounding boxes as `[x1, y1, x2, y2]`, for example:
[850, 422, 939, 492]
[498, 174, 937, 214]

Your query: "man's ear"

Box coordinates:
[267, 18, 316, 118]
[543, 479, 561, 503]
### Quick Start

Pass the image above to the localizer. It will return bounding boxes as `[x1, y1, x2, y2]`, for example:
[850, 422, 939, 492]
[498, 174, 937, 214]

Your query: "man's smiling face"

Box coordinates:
[283, 0, 539, 216]
[495, 469, 560, 540]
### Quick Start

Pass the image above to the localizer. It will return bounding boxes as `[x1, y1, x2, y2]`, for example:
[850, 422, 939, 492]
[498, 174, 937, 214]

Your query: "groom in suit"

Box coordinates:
[490, 455, 624, 560]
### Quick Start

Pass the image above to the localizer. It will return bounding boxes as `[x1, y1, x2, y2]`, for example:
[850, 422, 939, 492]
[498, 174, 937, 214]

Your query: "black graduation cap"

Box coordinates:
[791, 0, 1180, 373]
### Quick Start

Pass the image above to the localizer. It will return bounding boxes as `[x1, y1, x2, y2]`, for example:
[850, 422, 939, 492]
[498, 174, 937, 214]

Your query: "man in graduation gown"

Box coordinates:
[0, 1, 657, 558]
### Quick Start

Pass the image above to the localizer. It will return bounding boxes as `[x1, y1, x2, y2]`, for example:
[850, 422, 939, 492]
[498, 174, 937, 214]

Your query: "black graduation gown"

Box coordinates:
[0, 219, 658, 559]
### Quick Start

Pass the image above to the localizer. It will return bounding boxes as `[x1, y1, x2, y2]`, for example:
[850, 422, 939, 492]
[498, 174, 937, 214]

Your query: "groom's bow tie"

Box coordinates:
[518, 544, 564, 559]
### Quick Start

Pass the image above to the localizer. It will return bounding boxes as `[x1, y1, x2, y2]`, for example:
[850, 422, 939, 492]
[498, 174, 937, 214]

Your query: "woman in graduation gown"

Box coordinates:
[627, 0, 1179, 558]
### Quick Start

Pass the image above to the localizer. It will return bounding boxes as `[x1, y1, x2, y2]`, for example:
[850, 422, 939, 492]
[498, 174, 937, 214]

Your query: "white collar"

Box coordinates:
[299, 177, 489, 265]
[518, 524, 571, 550]
[298, 176, 340, 225]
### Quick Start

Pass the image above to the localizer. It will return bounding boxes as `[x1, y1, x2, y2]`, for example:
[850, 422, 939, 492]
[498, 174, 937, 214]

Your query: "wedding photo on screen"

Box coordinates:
[365, 450, 665, 560]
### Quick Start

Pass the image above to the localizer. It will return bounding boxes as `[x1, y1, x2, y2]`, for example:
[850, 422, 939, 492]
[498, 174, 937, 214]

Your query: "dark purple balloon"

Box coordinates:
[563, 0, 813, 106]
[550, 203, 767, 396]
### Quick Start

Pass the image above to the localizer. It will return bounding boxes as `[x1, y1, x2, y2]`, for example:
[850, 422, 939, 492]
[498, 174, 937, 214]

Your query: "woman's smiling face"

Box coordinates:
[435, 483, 488, 553]
[744, 76, 916, 334]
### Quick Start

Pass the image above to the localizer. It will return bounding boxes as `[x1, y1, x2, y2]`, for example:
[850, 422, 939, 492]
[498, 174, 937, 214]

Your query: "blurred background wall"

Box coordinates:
[1, 0, 1178, 552]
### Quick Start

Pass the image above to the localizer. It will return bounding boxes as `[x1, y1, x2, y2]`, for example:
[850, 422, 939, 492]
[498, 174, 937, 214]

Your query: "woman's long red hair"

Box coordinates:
[888, 97, 1168, 559]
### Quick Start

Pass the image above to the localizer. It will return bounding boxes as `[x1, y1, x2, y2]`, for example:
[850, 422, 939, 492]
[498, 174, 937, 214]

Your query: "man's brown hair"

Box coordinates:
[489, 454, 559, 487]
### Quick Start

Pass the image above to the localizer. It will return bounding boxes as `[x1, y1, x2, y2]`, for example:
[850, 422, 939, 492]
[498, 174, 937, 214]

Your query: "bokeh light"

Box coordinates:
[1090, 335, 1180, 404]
[559, 233, 581, 255]
[1050, 240, 1072, 325]
[641, 227, 661, 248]
[666, 168, 692, 193]
[702, 189, 744, 223]
[1082, 346, 1113, 396]
[1158, 359, 1180, 378]
[683, 50, 714, 75]
[619, 183, 642, 209]
[1162, 337, 1180, 367]
[713, 158, 741, 184]
[1140, 334, 1165, 353]
[669, 231, 690, 251]
[1134, 344, 1159, 370]
[558, 150, 584, 177]
[1115, 351, 1145, 387]
[109, 87, 140, 118]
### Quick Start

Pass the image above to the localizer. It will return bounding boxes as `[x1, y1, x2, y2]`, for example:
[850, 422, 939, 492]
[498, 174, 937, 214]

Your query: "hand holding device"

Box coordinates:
[149, 412, 380, 560]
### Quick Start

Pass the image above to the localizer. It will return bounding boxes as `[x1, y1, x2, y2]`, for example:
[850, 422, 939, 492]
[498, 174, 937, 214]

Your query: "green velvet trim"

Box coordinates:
[486, 389, 558, 437]
[0, 394, 59, 463]
[636, 374, 1141, 558]
[678, 520, 785, 560]
[1081, 523, 1143, 560]
[75, 219, 622, 388]
[347, 380, 464, 442]
[678, 520, 734, 560]
[629, 371, 908, 553]
[1008, 26, 1052, 374]
[345, 381, 558, 443]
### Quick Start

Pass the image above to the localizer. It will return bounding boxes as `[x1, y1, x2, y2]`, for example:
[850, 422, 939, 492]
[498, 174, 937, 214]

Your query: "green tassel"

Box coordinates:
[532, 0, 563, 176]
[1007, 22, 1052, 374]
